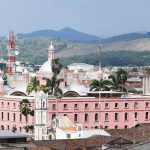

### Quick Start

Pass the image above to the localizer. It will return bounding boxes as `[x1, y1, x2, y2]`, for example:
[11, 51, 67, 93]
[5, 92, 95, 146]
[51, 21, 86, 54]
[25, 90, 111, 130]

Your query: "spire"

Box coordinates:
[48, 41, 55, 61]
[48, 41, 54, 51]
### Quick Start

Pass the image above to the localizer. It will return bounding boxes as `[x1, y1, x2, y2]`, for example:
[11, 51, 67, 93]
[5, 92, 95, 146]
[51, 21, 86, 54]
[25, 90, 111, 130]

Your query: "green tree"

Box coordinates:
[52, 58, 63, 77]
[43, 75, 63, 97]
[90, 79, 111, 91]
[19, 99, 31, 130]
[108, 71, 127, 92]
[26, 76, 41, 95]
[117, 68, 128, 84]
[2, 74, 7, 85]
[43, 58, 64, 97]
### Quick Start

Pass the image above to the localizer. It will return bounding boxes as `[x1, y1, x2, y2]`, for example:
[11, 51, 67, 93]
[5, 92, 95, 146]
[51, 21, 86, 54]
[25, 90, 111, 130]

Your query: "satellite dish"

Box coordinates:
[15, 61, 20, 66]
[14, 51, 19, 55]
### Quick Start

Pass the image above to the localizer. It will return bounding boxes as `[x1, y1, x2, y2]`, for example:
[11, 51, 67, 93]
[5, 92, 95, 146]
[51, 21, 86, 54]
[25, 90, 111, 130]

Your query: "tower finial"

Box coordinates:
[48, 41, 55, 60]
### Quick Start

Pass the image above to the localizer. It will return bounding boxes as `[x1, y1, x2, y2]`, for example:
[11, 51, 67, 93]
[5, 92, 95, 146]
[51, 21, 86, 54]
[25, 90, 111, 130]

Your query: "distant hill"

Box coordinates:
[1, 29, 150, 66]
[16, 27, 99, 42]
[102, 32, 150, 43]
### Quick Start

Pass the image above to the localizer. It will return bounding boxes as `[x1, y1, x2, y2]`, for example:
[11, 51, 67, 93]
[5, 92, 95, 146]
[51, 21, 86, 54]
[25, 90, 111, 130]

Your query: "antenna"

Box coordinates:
[98, 39, 102, 70]
[6, 30, 19, 74]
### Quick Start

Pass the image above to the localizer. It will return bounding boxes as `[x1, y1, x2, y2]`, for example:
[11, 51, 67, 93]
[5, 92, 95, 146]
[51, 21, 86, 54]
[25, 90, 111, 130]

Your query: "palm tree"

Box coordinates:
[19, 99, 31, 130]
[42, 58, 64, 97]
[43, 76, 63, 97]
[52, 58, 63, 77]
[90, 79, 111, 91]
[108, 74, 127, 92]
[26, 76, 41, 95]
[116, 68, 128, 86]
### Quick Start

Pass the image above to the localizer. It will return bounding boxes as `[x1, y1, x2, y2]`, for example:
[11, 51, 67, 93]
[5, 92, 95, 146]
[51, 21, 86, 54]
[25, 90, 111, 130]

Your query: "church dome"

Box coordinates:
[39, 59, 52, 73]
[97, 69, 103, 74]
[64, 83, 89, 96]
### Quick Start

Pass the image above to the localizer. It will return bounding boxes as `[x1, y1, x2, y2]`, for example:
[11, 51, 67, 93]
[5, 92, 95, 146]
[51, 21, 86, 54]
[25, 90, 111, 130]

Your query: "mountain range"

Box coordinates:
[16, 27, 99, 42]
[1, 27, 150, 66]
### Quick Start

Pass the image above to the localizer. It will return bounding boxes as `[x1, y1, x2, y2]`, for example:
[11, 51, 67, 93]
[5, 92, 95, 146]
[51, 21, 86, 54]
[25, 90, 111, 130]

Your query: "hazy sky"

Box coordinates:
[0, 0, 150, 37]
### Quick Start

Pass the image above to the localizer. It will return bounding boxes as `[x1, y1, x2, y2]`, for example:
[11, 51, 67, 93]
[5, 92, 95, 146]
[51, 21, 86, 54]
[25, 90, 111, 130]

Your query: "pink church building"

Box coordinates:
[0, 41, 150, 133]
[1, 93, 150, 131]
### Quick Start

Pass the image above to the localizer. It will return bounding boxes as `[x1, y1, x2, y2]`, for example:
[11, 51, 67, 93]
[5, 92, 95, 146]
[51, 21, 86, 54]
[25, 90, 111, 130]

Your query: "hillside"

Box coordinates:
[1, 29, 150, 66]
[16, 27, 99, 42]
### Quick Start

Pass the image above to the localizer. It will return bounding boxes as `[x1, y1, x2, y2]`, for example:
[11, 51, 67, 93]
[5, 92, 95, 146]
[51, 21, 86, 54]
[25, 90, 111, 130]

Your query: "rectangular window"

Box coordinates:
[7, 102, 10, 108]
[85, 114, 89, 122]
[115, 103, 119, 108]
[63, 104, 68, 110]
[146, 102, 149, 108]
[74, 114, 78, 122]
[134, 102, 138, 108]
[67, 134, 71, 139]
[125, 113, 128, 121]
[20, 114, 22, 122]
[7, 113, 9, 121]
[105, 113, 108, 121]
[105, 103, 109, 109]
[52, 104, 56, 110]
[125, 125, 128, 129]
[13, 113, 15, 121]
[115, 125, 118, 129]
[115, 113, 118, 121]
[125, 103, 128, 108]
[95, 113, 98, 121]
[145, 112, 149, 120]
[13, 103, 16, 109]
[95, 103, 99, 109]
[74, 104, 78, 110]
[85, 103, 89, 109]
[1, 102, 4, 108]
[1, 112, 3, 120]
[135, 112, 138, 120]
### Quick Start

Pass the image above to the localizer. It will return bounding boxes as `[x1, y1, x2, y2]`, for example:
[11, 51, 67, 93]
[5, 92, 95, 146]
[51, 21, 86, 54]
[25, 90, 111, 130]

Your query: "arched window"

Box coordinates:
[1, 102, 4, 107]
[105, 113, 108, 121]
[19, 127, 22, 132]
[7, 102, 10, 108]
[85, 114, 89, 122]
[13, 113, 15, 121]
[74, 114, 78, 122]
[105, 126, 108, 129]
[52, 114, 56, 119]
[95, 113, 98, 121]
[115, 113, 118, 121]
[135, 112, 138, 120]
[125, 113, 128, 121]
[1, 125, 4, 130]
[145, 112, 149, 120]
[1, 112, 4, 120]
[115, 125, 118, 129]
[7, 113, 9, 120]
[95, 126, 98, 129]
[20, 114, 22, 122]
[7, 125, 9, 130]
[13, 103, 16, 108]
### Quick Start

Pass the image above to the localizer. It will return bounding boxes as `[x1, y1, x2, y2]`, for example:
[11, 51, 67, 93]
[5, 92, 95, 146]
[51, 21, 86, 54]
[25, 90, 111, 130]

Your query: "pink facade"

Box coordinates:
[0, 96, 34, 132]
[47, 97, 150, 129]
[1, 95, 150, 131]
